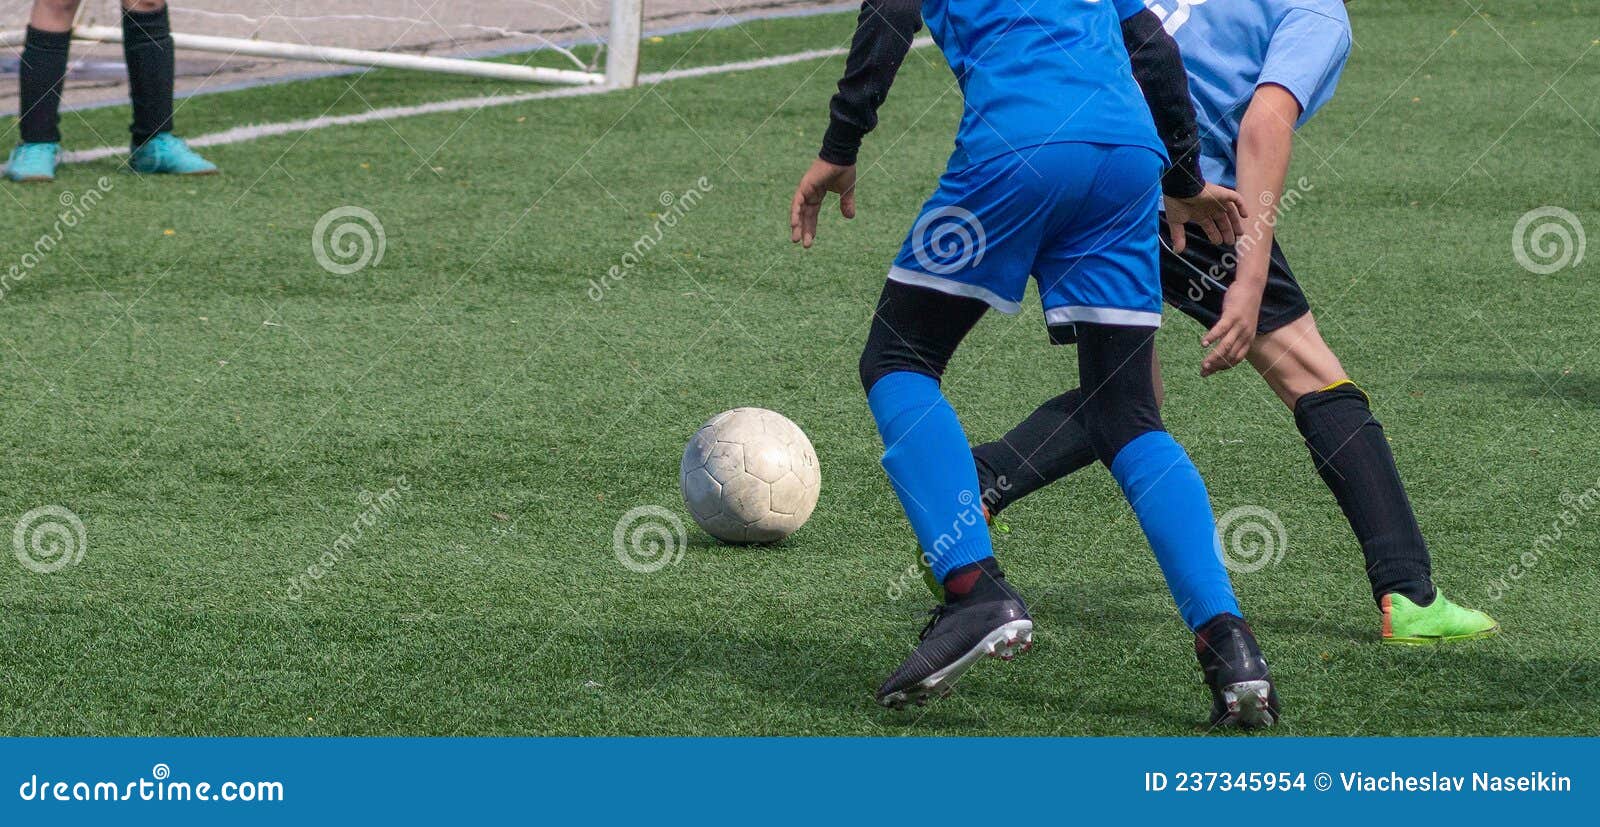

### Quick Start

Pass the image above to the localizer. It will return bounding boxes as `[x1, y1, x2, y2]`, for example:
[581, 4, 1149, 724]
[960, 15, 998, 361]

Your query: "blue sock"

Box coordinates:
[1108, 430, 1241, 630]
[866, 371, 993, 583]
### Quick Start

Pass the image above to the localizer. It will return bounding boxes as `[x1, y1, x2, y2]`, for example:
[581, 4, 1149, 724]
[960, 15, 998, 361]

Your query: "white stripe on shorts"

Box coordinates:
[1044, 306, 1163, 328]
[886, 267, 1023, 315]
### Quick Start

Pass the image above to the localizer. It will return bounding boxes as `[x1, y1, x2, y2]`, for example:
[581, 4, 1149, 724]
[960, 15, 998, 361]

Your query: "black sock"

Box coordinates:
[972, 389, 1099, 515]
[941, 557, 1011, 602]
[1294, 383, 1434, 606]
[18, 26, 72, 145]
[122, 6, 175, 147]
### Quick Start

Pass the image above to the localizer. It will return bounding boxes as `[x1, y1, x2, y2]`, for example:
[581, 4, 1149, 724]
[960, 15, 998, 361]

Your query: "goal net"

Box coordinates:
[0, 0, 653, 117]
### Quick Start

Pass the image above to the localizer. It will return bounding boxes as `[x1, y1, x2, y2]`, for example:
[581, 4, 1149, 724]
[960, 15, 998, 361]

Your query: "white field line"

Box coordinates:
[58, 39, 935, 166]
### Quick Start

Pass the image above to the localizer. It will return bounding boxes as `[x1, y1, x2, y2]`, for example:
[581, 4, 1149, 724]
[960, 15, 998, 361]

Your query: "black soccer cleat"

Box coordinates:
[876, 566, 1033, 710]
[1194, 613, 1280, 729]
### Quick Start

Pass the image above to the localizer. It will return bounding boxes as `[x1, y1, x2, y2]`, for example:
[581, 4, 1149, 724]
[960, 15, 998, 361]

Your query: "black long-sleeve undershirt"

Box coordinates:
[1121, 9, 1205, 197]
[819, 0, 923, 167]
[818, 4, 1206, 198]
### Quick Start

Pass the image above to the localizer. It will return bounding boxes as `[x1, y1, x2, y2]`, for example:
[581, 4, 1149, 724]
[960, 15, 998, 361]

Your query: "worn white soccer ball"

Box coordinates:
[680, 408, 821, 544]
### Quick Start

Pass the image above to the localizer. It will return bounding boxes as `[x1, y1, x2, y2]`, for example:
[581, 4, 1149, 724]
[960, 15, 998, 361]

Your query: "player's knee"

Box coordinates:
[36, 0, 82, 18]
[1076, 323, 1165, 465]
[859, 280, 987, 395]
[1083, 391, 1164, 466]
[1251, 313, 1347, 407]
[858, 337, 940, 396]
[120, 0, 165, 13]
[858, 344, 893, 395]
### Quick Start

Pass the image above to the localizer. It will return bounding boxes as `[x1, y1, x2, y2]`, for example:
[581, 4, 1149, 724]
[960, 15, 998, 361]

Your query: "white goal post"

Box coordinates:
[0, 0, 644, 88]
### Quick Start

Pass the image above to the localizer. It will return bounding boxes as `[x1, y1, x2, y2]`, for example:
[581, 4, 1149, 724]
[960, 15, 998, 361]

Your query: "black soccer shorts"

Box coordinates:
[1157, 220, 1312, 335]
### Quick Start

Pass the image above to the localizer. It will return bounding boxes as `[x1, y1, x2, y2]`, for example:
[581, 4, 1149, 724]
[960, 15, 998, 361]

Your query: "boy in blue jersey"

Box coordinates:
[791, 0, 1279, 726]
[966, 0, 1499, 645]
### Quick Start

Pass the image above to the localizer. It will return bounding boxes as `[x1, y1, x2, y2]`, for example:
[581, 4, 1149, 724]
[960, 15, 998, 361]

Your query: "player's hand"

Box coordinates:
[790, 158, 857, 248]
[1200, 284, 1262, 376]
[1163, 184, 1247, 254]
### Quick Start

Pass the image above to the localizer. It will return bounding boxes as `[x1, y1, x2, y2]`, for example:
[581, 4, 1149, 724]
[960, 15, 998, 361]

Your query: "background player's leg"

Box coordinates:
[859, 279, 993, 584]
[18, 0, 80, 145]
[121, 0, 175, 148]
[1247, 313, 1434, 606]
[1075, 323, 1240, 630]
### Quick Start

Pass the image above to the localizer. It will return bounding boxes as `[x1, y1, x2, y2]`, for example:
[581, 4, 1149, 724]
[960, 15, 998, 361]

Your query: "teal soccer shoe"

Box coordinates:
[5, 142, 60, 182]
[129, 133, 218, 176]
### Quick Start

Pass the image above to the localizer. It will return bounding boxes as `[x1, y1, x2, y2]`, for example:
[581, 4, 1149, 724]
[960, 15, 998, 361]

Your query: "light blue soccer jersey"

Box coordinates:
[1143, 0, 1352, 187]
[922, 0, 1165, 170]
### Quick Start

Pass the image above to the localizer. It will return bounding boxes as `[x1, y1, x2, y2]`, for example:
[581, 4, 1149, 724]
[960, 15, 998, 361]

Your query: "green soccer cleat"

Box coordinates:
[5, 142, 60, 182]
[129, 133, 218, 176]
[1381, 590, 1499, 645]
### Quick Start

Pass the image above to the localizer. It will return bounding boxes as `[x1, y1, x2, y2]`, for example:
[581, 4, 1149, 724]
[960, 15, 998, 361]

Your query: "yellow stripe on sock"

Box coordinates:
[1319, 378, 1370, 403]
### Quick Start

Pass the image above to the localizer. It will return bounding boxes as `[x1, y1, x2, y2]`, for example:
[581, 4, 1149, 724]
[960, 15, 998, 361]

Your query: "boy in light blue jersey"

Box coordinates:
[970, 0, 1499, 645]
[790, 0, 1279, 726]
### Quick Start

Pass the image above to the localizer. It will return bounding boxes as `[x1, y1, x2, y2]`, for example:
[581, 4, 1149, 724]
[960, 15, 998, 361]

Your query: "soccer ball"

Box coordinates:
[680, 408, 821, 544]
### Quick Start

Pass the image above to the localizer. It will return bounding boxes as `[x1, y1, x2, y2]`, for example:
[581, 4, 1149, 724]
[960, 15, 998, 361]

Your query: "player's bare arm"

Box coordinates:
[788, 0, 920, 247]
[1200, 82, 1300, 377]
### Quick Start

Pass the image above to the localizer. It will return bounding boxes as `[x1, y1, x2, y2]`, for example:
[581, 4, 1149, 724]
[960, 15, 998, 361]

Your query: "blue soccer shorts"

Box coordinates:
[887, 141, 1165, 341]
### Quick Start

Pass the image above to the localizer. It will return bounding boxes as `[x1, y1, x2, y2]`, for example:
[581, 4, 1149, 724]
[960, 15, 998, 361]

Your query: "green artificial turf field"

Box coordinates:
[1, 0, 1597, 736]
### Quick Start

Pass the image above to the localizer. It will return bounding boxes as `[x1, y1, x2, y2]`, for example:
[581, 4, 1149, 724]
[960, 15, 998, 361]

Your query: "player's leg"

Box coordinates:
[6, 0, 79, 182]
[1074, 321, 1276, 727]
[122, 0, 217, 175]
[867, 151, 1053, 709]
[1039, 143, 1276, 727]
[971, 354, 1161, 515]
[1248, 312, 1498, 644]
[863, 280, 1034, 709]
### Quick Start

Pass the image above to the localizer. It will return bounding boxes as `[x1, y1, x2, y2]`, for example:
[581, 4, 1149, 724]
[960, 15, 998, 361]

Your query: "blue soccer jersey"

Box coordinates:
[923, 0, 1166, 170]
[1144, 0, 1352, 187]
